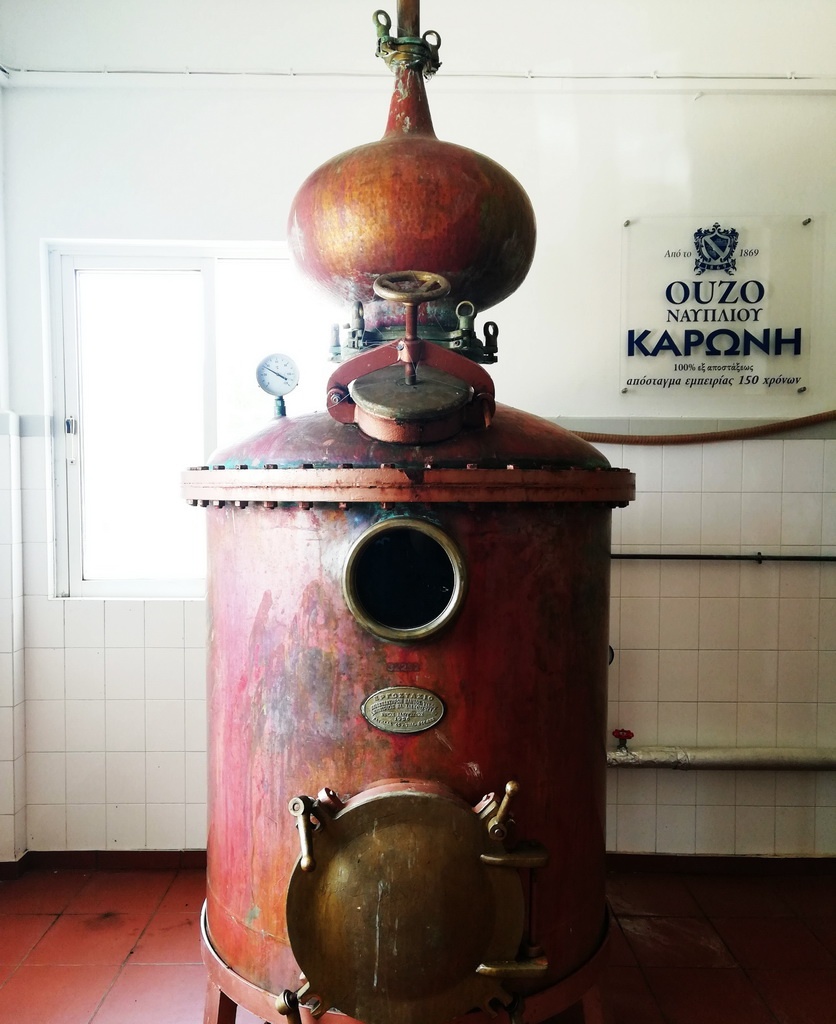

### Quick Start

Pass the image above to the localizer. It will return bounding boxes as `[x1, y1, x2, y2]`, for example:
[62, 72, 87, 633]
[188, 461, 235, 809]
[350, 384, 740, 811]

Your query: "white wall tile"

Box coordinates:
[658, 650, 699, 701]
[660, 561, 701, 597]
[0, 652, 14, 707]
[702, 442, 743, 493]
[777, 650, 818, 702]
[659, 598, 699, 649]
[658, 701, 697, 745]
[776, 703, 817, 746]
[26, 700, 65, 751]
[66, 804, 107, 849]
[65, 700, 106, 753]
[781, 493, 823, 546]
[184, 647, 207, 701]
[661, 492, 701, 545]
[64, 601, 104, 647]
[0, 761, 13, 815]
[820, 599, 836, 650]
[616, 804, 656, 852]
[699, 561, 741, 597]
[699, 598, 740, 649]
[105, 648, 145, 700]
[778, 599, 819, 650]
[184, 699, 206, 752]
[64, 648, 105, 700]
[0, 814, 13, 861]
[27, 803, 67, 850]
[147, 803, 186, 848]
[735, 804, 774, 855]
[22, 543, 49, 597]
[656, 804, 696, 854]
[106, 752, 146, 803]
[185, 802, 207, 849]
[20, 437, 48, 492]
[617, 701, 658, 743]
[14, 755, 26, 812]
[663, 446, 703, 491]
[620, 561, 661, 597]
[621, 492, 661, 546]
[698, 650, 738, 701]
[657, 771, 696, 805]
[824, 440, 836, 491]
[185, 751, 207, 803]
[0, 599, 14, 654]
[819, 651, 836, 701]
[105, 601, 145, 647]
[779, 563, 821, 598]
[620, 598, 660, 649]
[26, 751, 65, 804]
[616, 770, 657, 805]
[823, 494, 836, 547]
[701, 493, 742, 546]
[106, 803, 146, 848]
[0, 706, 12, 756]
[627, 446, 663, 492]
[105, 700, 146, 751]
[697, 702, 738, 745]
[146, 752, 186, 803]
[775, 772, 816, 806]
[24, 596, 64, 648]
[695, 804, 736, 854]
[697, 771, 737, 805]
[775, 806, 815, 855]
[739, 562, 780, 598]
[145, 648, 185, 700]
[742, 440, 783, 492]
[66, 751, 106, 804]
[736, 702, 777, 745]
[736, 771, 776, 805]
[817, 703, 836, 746]
[144, 600, 184, 647]
[816, 772, 836, 806]
[814, 808, 836, 855]
[782, 440, 824, 492]
[184, 600, 207, 648]
[146, 699, 185, 751]
[738, 598, 779, 650]
[618, 649, 659, 702]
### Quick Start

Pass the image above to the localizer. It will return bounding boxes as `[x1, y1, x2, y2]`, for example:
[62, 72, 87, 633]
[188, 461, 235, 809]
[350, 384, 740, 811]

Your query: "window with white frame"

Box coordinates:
[48, 243, 341, 598]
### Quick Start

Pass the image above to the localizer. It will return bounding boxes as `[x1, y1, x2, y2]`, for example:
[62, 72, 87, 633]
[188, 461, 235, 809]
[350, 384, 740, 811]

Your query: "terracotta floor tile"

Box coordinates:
[645, 967, 777, 1024]
[65, 870, 175, 915]
[131, 911, 202, 964]
[606, 873, 702, 917]
[91, 963, 207, 1023]
[157, 869, 207, 914]
[0, 870, 92, 914]
[685, 874, 795, 918]
[0, 964, 119, 1024]
[0, 914, 56, 964]
[619, 915, 735, 969]
[607, 920, 638, 966]
[26, 912, 148, 966]
[712, 916, 836, 970]
[0, 964, 15, 986]
[778, 876, 836, 919]
[806, 916, 836, 959]
[603, 965, 666, 1023]
[749, 968, 836, 1024]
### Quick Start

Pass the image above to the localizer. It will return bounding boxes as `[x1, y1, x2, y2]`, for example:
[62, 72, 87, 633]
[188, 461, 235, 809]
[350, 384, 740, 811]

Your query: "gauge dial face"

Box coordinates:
[256, 353, 300, 397]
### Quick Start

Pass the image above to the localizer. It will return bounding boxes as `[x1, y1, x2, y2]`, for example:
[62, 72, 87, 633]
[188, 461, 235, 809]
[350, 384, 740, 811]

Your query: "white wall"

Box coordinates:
[1, 1, 836, 859]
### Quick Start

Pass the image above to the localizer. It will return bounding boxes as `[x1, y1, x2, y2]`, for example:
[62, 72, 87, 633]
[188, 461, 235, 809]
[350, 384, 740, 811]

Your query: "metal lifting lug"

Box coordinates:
[288, 794, 317, 872]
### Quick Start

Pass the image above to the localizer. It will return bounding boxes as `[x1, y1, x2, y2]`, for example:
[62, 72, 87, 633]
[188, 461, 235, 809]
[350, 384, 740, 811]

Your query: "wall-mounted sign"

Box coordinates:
[621, 217, 814, 397]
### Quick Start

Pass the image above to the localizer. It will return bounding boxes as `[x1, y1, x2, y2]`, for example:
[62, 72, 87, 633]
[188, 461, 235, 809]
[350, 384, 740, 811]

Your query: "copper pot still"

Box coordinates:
[186, 4, 634, 1024]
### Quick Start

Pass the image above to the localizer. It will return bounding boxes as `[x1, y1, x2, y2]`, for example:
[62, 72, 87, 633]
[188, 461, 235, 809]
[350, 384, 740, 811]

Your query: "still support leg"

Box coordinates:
[204, 979, 239, 1024]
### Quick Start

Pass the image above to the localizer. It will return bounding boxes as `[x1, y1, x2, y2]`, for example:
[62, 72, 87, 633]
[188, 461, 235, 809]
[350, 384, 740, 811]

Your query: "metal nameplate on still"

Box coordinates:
[361, 686, 445, 734]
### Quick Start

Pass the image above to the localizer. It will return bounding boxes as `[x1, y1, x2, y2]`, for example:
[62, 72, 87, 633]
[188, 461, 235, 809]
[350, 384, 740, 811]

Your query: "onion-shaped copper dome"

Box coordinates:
[287, 24, 536, 333]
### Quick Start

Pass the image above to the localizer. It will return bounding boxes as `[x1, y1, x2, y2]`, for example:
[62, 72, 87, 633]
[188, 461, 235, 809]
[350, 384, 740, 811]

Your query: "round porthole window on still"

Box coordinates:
[343, 518, 467, 642]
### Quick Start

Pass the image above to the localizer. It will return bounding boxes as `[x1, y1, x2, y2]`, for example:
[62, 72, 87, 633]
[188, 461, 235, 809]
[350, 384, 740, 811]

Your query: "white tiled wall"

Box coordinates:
[5, 432, 836, 858]
[603, 436, 836, 856]
[0, 422, 25, 862]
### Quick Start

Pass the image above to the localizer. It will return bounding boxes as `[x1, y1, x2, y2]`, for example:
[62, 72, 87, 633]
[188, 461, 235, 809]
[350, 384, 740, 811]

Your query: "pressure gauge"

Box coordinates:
[256, 353, 300, 397]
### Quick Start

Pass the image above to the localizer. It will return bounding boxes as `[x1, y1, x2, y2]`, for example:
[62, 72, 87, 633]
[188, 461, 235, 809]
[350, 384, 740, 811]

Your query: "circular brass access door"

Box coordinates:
[286, 783, 524, 1024]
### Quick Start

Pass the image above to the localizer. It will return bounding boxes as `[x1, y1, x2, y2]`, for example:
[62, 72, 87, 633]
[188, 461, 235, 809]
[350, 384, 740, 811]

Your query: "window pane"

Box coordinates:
[214, 259, 340, 451]
[76, 269, 206, 582]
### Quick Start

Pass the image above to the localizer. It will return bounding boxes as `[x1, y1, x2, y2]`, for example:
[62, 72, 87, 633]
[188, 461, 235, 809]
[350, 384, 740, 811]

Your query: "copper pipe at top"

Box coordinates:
[398, 0, 420, 38]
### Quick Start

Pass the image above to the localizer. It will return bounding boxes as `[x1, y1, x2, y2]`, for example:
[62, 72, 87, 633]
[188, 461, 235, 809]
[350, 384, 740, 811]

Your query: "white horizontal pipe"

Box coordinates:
[607, 746, 836, 770]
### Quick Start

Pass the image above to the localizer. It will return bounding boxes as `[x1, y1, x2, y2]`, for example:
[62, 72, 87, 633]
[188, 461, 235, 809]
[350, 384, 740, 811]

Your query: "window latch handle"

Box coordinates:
[65, 415, 78, 464]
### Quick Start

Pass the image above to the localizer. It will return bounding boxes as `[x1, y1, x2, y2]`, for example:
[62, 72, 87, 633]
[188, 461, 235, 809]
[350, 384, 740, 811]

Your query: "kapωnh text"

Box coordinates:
[626, 279, 802, 359]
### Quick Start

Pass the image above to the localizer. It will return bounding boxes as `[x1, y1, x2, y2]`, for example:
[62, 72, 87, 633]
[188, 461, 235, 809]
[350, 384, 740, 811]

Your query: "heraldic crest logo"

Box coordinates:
[693, 222, 740, 276]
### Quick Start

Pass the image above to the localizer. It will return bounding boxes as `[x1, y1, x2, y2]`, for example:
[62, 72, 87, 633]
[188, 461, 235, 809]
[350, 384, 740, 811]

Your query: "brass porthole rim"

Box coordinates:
[342, 516, 467, 642]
